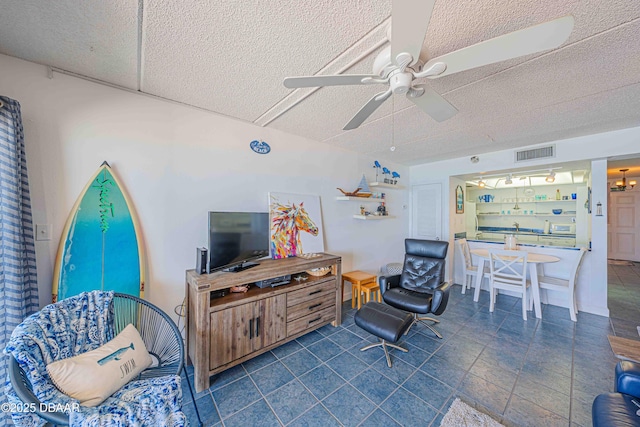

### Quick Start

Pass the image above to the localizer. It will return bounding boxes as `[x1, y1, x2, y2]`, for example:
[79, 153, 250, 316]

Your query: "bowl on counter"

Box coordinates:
[552, 209, 563, 215]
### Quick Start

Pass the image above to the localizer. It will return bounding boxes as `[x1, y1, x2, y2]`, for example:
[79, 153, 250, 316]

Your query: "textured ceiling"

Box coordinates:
[1, 0, 639, 166]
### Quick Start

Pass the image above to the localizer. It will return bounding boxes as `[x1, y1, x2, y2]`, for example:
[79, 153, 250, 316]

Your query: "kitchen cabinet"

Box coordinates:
[516, 234, 539, 243]
[538, 236, 576, 247]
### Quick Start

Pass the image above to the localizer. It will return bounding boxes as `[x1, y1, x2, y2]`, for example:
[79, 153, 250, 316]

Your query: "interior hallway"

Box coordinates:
[608, 260, 640, 339]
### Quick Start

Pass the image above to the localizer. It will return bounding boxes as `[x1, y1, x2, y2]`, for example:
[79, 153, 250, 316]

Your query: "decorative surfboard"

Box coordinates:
[52, 161, 145, 302]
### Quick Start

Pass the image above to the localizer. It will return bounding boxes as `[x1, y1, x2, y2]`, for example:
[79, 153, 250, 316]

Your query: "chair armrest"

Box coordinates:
[615, 361, 640, 397]
[379, 275, 400, 294]
[431, 281, 451, 315]
[8, 356, 69, 425]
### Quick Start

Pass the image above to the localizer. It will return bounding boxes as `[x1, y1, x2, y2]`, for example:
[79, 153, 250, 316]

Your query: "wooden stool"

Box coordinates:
[360, 282, 381, 304]
[342, 270, 377, 309]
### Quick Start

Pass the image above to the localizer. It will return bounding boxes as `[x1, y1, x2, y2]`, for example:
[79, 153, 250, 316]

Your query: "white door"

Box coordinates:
[608, 190, 640, 261]
[411, 183, 442, 240]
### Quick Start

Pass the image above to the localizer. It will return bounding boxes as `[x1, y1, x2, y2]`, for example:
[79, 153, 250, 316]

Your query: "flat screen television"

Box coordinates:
[208, 211, 270, 273]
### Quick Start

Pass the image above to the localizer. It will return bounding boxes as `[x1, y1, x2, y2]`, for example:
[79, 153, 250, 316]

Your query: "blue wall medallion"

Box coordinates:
[250, 140, 271, 154]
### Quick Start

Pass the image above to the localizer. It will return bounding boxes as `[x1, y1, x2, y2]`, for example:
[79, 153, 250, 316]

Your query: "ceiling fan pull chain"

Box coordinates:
[390, 95, 396, 152]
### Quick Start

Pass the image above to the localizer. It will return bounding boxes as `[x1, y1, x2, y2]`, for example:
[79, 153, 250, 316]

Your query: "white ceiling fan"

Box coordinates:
[283, 1, 574, 131]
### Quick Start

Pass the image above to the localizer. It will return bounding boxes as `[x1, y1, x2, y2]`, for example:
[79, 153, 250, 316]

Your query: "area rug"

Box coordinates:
[441, 398, 505, 427]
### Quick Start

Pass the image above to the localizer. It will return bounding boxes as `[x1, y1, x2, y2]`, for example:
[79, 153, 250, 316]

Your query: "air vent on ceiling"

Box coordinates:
[515, 145, 555, 162]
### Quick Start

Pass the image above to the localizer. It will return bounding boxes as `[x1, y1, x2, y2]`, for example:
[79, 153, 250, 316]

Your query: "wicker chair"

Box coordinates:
[7, 292, 191, 426]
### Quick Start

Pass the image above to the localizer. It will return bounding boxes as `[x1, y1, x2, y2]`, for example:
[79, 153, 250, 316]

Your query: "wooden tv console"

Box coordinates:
[185, 253, 342, 392]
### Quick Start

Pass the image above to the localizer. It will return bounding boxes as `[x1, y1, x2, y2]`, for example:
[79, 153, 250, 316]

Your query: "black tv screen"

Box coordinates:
[208, 212, 270, 272]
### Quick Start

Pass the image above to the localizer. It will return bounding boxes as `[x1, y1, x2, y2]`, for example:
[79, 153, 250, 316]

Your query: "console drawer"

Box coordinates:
[287, 280, 335, 307]
[287, 292, 335, 322]
[287, 306, 335, 337]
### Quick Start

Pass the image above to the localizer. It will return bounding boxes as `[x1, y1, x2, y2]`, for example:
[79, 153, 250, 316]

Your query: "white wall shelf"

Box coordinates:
[476, 199, 577, 220]
[476, 200, 576, 205]
[478, 213, 576, 217]
[369, 182, 404, 189]
[353, 215, 394, 220]
[336, 196, 385, 202]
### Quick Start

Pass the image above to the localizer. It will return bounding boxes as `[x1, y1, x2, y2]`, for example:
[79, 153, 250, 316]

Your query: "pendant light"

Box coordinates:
[505, 174, 513, 185]
[615, 169, 636, 191]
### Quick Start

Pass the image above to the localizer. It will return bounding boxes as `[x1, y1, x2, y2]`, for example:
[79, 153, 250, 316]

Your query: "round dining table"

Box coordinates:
[470, 248, 560, 319]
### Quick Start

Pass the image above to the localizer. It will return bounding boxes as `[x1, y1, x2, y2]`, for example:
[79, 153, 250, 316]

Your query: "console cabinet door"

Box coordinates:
[209, 295, 287, 370]
[255, 294, 286, 349]
[209, 301, 254, 369]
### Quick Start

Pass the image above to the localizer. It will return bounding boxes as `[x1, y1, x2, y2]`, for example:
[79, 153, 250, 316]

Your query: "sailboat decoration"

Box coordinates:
[337, 174, 373, 198]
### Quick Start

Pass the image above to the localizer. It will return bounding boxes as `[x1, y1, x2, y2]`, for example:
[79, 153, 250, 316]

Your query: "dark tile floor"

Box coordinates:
[182, 260, 640, 427]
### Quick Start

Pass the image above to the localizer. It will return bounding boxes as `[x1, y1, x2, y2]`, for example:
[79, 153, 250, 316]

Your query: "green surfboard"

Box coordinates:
[52, 162, 145, 302]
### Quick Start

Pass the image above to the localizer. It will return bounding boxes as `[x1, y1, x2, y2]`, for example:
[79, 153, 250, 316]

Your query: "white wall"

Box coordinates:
[411, 128, 640, 317]
[0, 54, 410, 319]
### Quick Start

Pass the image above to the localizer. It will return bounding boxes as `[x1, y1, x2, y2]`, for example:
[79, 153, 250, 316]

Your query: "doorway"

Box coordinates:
[607, 161, 640, 262]
[411, 183, 442, 240]
[608, 190, 640, 262]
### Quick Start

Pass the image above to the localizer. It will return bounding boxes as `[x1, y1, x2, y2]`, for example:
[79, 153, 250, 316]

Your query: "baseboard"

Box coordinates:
[576, 303, 609, 318]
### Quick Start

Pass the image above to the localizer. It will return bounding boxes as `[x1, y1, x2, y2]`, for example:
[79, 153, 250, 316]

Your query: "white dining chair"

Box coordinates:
[456, 238, 489, 295]
[489, 249, 531, 320]
[537, 247, 587, 322]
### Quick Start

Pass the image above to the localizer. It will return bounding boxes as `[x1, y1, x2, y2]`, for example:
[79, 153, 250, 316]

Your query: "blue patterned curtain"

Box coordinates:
[0, 96, 39, 425]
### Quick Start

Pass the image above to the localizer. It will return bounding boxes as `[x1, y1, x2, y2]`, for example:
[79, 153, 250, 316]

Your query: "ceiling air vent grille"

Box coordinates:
[515, 145, 555, 162]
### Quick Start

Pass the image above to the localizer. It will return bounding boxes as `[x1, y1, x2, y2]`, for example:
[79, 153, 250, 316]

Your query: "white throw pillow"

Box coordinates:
[46, 323, 152, 407]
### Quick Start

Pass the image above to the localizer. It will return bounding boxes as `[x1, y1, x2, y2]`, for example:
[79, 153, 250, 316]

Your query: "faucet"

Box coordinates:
[513, 222, 520, 232]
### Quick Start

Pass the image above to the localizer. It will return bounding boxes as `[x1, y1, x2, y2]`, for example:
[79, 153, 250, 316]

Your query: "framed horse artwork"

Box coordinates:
[268, 192, 325, 259]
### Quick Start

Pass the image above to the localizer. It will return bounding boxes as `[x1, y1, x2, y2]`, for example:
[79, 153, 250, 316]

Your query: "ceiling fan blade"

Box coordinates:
[409, 84, 458, 122]
[423, 15, 575, 78]
[343, 90, 392, 130]
[391, 0, 436, 66]
[283, 74, 378, 89]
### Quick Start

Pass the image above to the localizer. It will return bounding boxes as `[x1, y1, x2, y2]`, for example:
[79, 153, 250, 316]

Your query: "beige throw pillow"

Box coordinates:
[46, 323, 152, 407]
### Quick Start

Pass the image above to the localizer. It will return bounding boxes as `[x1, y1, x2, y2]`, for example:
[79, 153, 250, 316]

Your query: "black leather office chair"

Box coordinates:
[379, 239, 450, 339]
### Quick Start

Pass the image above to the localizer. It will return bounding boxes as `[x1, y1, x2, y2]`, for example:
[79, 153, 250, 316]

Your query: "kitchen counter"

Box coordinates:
[471, 227, 577, 247]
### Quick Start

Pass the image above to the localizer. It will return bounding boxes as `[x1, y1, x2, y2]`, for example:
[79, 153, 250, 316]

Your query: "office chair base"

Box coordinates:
[405, 314, 443, 339]
[360, 339, 408, 368]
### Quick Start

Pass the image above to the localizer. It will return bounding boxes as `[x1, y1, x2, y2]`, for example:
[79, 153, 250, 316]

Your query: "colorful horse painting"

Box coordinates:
[270, 200, 319, 259]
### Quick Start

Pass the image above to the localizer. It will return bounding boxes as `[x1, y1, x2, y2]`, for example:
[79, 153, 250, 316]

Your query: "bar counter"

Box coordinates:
[454, 239, 605, 318]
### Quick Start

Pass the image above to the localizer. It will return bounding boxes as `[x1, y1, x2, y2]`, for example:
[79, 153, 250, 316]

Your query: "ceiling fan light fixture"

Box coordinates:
[282, 4, 574, 131]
